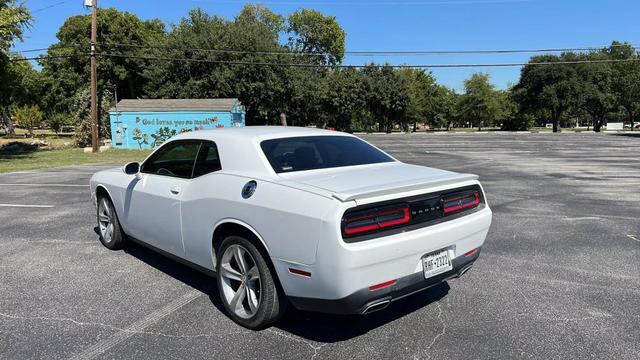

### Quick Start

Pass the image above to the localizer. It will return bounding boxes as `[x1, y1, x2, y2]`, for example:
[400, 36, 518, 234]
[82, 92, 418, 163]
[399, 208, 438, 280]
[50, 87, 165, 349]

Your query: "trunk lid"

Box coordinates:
[279, 162, 478, 202]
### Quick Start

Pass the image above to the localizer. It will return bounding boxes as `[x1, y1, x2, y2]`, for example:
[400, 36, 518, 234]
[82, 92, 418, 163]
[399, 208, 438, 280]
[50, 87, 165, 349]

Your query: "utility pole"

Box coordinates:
[90, 0, 99, 152]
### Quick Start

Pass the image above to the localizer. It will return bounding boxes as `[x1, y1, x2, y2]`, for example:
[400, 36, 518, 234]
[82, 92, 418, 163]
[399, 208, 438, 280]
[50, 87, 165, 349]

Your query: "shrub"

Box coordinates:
[71, 87, 112, 147]
[13, 105, 44, 137]
[47, 113, 71, 136]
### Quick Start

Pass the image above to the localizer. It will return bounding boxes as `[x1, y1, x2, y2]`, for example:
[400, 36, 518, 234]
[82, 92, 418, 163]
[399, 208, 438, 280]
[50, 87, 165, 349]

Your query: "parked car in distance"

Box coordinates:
[90, 126, 492, 329]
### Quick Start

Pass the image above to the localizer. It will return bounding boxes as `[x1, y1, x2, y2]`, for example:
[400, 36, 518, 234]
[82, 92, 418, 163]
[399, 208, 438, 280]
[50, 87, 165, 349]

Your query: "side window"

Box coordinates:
[141, 140, 201, 178]
[193, 141, 222, 177]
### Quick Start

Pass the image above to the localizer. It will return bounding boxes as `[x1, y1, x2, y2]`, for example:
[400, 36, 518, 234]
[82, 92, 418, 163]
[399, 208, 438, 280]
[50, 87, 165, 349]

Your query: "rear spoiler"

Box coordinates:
[331, 173, 479, 202]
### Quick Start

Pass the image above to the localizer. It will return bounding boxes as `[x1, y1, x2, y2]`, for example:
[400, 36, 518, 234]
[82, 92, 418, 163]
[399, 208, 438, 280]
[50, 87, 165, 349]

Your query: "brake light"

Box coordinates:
[443, 191, 480, 215]
[343, 205, 411, 236]
[369, 279, 397, 291]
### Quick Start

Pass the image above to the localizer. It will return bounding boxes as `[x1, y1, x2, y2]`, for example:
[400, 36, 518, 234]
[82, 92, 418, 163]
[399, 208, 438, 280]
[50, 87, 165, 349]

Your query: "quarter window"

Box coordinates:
[141, 140, 201, 178]
[193, 141, 222, 177]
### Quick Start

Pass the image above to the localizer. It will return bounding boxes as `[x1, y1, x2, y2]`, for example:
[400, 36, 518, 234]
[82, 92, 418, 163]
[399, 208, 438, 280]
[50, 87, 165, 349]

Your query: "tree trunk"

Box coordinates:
[0, 110, 15, 137]
[629, 112, 635, 131]
[552, 118, 561, 133]
[127, 78, 135, 99]
[593, 116, 602, 133]
[280, 112, 287, 127]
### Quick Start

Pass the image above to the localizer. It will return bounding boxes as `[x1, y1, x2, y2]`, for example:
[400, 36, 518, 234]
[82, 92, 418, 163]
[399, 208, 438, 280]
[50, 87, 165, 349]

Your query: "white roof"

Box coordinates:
[170, 126, 355, 178]
[173, 126, 352, 142]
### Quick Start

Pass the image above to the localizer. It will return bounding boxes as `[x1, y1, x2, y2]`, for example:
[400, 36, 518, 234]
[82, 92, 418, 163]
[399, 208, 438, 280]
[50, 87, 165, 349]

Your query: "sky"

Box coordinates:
[11, 0, 640, 92]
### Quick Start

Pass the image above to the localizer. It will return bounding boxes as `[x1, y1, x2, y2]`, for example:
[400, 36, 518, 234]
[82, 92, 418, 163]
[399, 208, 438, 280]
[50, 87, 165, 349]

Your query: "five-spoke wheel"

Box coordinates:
[96, 195, 125, 250]
[216, 236, 287, 329]
[219, 244, 262, 319]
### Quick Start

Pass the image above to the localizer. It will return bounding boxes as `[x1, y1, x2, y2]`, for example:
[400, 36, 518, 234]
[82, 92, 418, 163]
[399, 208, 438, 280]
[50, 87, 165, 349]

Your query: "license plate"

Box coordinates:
[422, 248, 453, 279]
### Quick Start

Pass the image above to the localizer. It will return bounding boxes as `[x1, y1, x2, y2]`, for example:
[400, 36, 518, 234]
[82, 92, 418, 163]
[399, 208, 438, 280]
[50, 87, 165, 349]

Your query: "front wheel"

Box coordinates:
[97, 196, 125, 250]
[216, 236, 287, 329]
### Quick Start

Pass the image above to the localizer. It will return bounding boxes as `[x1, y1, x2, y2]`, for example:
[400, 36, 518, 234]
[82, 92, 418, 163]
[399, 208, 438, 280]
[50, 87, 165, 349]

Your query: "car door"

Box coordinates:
[180, 140, 225, 269]
[124, 139, 201, 256]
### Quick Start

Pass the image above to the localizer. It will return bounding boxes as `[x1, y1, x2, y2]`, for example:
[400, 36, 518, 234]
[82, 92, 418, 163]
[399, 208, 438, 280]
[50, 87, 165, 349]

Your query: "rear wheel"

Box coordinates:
[216, 236, 287, 329]
[97, 196, 125, 250]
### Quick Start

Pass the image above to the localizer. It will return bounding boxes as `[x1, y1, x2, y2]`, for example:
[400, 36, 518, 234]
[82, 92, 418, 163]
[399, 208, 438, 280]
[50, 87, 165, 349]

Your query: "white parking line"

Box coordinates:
[69, 290, 202, 360]
[627, 235, 639, 243]
[0, 183, 87, 187]
[0, 204, 54, 208]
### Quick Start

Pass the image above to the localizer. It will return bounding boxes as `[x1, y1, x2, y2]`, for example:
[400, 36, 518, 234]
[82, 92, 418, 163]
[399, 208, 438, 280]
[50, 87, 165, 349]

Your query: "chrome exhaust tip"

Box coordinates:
[362, 299, 391, 314]
[457, 265, 473, 278]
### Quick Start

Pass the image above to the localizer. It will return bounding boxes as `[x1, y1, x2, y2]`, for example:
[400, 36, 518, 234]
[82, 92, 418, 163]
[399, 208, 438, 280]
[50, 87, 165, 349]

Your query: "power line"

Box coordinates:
[7, 54, 85, 62]
[10, 42, 638, 57]
[9, 52, 640, 68]
[8, 45, 81, 54]
[32, 0, 73, 14]
[97, 52, 640, 68]
[99, 41, 639, 57]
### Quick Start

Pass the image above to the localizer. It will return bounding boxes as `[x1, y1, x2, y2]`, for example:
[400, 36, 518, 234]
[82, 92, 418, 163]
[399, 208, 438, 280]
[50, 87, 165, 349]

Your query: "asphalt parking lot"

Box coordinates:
[1, 133, 639, 359]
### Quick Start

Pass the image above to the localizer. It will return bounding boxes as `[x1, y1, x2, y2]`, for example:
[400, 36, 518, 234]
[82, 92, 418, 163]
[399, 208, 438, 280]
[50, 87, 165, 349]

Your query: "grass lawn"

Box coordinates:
[0, 148, 152, 173]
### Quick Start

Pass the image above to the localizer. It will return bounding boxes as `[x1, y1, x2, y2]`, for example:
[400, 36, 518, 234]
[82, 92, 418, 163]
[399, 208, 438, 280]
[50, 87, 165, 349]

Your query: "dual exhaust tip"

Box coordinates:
[362, 299, 391, 314]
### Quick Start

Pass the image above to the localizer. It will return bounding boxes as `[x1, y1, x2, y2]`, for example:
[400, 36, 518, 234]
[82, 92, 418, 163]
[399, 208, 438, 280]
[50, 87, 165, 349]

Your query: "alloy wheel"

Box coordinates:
[98, 198, 114, 244]
[220, 244, 262, 319]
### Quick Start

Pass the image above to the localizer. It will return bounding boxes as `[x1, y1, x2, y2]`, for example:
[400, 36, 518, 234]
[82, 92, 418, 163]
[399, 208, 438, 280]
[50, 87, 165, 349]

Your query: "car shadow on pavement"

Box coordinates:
[94, 227, 450, 341]
[612, 133, 640, 138]
[91, 227, 229, 316]
[275, 282, 450, 343]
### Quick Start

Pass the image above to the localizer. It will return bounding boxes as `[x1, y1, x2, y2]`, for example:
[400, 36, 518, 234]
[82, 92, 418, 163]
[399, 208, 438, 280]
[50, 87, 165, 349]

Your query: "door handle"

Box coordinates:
[170, 186, 181, 195]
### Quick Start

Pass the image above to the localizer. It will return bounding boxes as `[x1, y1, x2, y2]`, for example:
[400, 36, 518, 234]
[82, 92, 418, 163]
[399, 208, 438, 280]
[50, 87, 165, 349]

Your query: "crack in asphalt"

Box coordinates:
[422, 302, 447, 360]
[478, 312, 640, 324]
[266, 328, 328, 360]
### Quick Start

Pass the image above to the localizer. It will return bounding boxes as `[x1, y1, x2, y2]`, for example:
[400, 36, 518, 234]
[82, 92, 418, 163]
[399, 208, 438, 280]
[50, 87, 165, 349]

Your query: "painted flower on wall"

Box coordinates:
[150, 127, 178, 148]
[132, 128, 148, 149]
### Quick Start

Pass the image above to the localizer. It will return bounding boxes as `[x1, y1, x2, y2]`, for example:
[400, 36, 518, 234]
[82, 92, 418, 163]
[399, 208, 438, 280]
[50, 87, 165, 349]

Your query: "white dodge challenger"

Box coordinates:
[90, 127, 492, 329]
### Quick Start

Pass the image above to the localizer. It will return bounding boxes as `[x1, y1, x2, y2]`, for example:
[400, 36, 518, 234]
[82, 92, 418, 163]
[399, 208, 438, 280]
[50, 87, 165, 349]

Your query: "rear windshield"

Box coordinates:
[261, 135, 394, 173]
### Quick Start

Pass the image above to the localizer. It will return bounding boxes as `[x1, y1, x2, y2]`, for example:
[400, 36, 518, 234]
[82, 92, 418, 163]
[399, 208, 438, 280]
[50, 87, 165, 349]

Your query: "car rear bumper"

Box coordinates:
[288, 247, 480, 315]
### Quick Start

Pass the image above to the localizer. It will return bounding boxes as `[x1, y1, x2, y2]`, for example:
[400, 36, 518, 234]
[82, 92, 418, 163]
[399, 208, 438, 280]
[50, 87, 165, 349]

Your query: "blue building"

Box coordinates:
[108, 98, 245, 149]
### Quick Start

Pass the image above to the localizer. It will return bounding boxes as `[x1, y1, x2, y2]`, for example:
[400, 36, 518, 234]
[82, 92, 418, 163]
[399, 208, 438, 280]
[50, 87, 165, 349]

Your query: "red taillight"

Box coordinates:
[443, 191, 480, 215]
[288, 268, 311, 277]
[369, 279, 397, 291]
[343, 205, 411, 236]
[464, 248, 478, 257]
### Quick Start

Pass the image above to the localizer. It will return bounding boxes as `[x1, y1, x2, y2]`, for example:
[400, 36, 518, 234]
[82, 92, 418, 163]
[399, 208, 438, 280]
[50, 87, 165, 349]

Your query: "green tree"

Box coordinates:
[13, 105, 43, 137]
[143, 5, 347, 126]
[322, 68, 365, 131]
[608, 42, 640, 131]
[287, 9, 345, 65]
[39, 8, 165, 115]
[362, 64, 410, 133]
[143, 6, 288, 125]
[575, 53, 616, 132]
[47, 113, 70, 136]
[457, 73, 502, 131]
[514, 55, 582, 132]
[397, 68, 443, 131]
[72, 86, 112, 147]
[0, 0, 32, 136]
[0, 0, 30, 50]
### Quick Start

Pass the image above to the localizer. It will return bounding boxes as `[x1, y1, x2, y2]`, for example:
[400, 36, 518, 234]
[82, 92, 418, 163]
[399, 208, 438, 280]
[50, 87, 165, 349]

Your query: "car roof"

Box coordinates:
[172, 126, 353, 142]
[168, 126, 356, 178]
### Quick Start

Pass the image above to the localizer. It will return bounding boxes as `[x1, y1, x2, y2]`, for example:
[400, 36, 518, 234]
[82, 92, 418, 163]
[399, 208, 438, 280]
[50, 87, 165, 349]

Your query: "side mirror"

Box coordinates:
[123, 162, 140, 175]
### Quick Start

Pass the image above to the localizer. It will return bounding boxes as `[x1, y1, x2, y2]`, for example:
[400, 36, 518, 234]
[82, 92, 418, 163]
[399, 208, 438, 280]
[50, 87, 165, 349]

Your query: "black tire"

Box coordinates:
[216, 235, 287, 329]
[96, 195, 126, 250]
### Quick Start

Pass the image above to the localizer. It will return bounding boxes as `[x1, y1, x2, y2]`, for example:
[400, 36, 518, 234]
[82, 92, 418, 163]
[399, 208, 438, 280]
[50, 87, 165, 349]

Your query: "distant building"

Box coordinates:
[108, 98, 245, 149]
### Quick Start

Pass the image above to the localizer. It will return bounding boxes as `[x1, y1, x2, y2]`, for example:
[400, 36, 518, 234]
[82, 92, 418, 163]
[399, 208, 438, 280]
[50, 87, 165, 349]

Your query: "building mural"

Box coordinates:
[108, 99, 245, 149]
